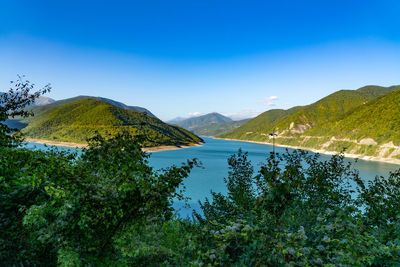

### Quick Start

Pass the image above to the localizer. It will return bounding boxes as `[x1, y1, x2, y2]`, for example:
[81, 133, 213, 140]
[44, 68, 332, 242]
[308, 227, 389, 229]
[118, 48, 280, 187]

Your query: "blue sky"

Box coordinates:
[1, 0, 400, 120]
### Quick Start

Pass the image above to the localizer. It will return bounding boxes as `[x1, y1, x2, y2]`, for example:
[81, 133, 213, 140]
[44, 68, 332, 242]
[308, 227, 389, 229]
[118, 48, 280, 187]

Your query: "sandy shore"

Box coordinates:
[212, 137, 400, 165]
[24, 138, 203, 152]
[142, 143, 203, 152]
[25, 138, 89, 148]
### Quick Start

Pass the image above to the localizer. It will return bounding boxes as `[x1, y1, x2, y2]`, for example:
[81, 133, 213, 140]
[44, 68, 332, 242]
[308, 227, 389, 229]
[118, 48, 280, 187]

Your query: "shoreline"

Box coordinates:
[24, 138, 203, 153]
[212, 137, 400, 165]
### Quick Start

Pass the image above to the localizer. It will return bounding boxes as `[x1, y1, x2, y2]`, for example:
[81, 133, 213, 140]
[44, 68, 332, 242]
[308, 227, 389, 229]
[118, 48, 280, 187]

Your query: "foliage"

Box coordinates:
[193, 150, 400, 266]
[1, 77, 199, 265]
[307, 88, 400, 145]
[0, 75, 51, 147]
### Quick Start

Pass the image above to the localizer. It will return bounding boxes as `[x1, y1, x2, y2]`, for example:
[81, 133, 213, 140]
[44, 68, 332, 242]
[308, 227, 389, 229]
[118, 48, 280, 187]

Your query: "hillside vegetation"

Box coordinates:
[21, 97, 202, 146]
[23, 95, 156, 120]
[219, 85, 400, 161]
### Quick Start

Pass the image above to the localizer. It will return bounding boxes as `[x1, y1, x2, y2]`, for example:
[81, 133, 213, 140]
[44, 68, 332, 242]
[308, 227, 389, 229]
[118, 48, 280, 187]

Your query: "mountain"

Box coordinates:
[167, 117, 187, 125]
[34, 96, 55, 106]
[0, 92, 55, 106]
[191, 119, 250, 136]
[23, 96, 156, 120]
[271, 85, 400, 136]
[173, 112, 232, 130]
[20, 97, 202, 146]
[302, 89, 400, 156]
[219, 85, 400, 161]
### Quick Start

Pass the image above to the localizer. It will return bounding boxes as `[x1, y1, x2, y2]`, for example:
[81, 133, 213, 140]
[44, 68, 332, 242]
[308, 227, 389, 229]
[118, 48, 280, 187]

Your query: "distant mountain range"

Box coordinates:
[34, 96, 56, 106]
[12, 96, 201, 147]
[167, 117, 187, 125]
[0, 93, 55, 106]
[170, 112, 233, 130]
[191, 119, 250, 136]
[168, 112, 249, 136]
[219, 85, 400, 162]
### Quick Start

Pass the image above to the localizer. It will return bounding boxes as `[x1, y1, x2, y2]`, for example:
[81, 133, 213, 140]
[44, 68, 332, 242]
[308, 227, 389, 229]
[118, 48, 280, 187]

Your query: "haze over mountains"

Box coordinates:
[34, 96, 56, 106]
[219, 85, 400, 162]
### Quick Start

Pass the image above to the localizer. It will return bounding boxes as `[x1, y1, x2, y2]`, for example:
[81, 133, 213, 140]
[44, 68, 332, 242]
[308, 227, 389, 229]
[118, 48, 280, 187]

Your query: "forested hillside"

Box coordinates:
[219, 85, 400, 161]
[21, 97, 202, 146]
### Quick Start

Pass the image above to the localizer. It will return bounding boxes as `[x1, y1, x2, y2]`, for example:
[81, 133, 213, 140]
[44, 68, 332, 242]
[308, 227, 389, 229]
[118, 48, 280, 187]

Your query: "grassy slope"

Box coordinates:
[21, 98, 202, 146]
[274, 85, 400, 135]
[191, 119, 250, 136]
[307, 89, 400, 145]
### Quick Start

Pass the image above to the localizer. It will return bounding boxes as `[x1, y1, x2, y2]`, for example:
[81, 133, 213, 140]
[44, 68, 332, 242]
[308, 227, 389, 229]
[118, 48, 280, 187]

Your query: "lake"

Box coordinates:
[24, 137, 400, 217]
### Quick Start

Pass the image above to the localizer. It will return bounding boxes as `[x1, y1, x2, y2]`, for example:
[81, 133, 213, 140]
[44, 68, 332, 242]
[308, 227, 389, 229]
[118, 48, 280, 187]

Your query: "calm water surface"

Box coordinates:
[24, 137, 400, 217]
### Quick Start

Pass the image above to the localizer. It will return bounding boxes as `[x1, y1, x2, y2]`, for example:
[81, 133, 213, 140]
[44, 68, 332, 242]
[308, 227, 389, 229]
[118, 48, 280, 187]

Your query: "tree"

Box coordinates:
[0, 75, 51, 147]
[0, 76, 52, 265]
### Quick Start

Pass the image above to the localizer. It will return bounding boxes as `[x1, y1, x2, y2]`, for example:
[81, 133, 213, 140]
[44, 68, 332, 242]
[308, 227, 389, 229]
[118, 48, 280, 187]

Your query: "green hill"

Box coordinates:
[191, 119, 250, 136]
[272, 85, 400, 136]
[220, 85, 399, 140]
[307, 89, 400, 144]
[23, 96, 156, 121]
[219, 85, 400, 161]
[300, 89, 400, 157]
[21, 98, 202, 147]
[172, 112, 232, 130]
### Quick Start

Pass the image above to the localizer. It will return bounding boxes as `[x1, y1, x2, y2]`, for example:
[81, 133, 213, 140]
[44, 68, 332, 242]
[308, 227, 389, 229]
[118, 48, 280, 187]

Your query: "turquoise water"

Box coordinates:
[23, 137, 400, 217]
